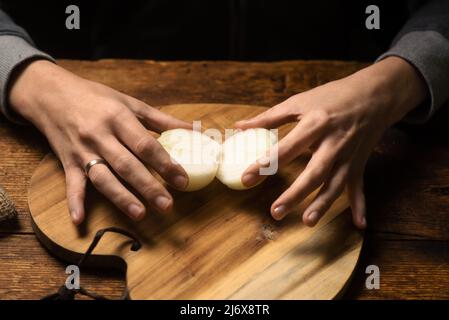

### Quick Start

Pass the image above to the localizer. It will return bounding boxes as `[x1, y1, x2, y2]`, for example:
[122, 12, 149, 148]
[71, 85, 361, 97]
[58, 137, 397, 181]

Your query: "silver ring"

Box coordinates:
[84, 159, 108, 175]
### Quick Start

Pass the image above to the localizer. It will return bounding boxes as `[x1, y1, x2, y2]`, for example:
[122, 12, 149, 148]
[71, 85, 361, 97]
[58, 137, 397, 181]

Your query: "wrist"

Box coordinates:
[8, 60, 71, 124]
[349, 56, 428, 126]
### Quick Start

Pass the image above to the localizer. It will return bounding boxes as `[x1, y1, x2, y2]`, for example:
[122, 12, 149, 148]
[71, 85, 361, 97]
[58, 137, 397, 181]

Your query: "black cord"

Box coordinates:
[42, 227, 141, 300]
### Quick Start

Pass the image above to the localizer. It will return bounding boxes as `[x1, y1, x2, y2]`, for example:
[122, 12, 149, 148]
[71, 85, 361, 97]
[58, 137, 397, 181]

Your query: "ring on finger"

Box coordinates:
[84, 158, 109, 176]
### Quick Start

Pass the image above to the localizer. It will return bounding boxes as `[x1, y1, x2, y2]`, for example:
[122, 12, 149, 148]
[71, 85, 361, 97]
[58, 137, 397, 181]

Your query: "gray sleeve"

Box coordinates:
[0, 10, 55, 123]
[377, 0, 449, 123]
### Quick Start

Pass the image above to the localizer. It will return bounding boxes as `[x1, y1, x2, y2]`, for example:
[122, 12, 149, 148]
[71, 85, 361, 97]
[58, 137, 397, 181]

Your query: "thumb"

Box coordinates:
[235, 101, 296, 129]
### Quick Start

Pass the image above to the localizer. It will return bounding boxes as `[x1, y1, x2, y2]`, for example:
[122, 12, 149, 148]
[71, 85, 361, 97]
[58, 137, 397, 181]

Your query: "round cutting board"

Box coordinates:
[28, 103, 363, 299]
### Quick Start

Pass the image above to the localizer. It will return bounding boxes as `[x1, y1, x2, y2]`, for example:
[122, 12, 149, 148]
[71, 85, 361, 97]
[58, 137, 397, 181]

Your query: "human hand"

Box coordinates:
[236, 57, 428, 229]
[9, 60, 191, 224]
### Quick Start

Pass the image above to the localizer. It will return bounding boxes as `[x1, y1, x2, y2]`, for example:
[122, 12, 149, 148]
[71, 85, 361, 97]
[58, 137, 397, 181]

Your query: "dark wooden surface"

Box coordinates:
[0, 59, 448, 299]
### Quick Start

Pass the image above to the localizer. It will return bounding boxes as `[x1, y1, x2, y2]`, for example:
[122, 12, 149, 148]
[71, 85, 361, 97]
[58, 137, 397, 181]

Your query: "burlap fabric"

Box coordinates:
[0, 185, 17, 221]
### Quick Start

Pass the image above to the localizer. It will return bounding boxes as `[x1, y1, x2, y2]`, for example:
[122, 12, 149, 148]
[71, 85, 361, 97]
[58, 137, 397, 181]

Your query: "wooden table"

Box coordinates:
[0, 60, 448, 299]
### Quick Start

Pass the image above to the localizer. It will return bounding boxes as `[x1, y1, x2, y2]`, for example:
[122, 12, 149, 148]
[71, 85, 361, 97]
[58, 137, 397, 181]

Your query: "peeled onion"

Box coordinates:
[158, 129, 221, 191]
[216, 128, 277, 190]
[157, 128, 277, 191]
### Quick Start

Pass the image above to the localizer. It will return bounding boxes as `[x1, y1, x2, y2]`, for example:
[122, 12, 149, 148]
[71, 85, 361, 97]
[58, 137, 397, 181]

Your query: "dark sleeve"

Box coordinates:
[0, 9, 55, 123]
[377, 0, 449, 123]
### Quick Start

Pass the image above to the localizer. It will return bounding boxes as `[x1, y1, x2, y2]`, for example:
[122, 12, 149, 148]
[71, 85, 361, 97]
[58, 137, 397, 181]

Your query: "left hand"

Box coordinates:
[235, 57, 427, 229]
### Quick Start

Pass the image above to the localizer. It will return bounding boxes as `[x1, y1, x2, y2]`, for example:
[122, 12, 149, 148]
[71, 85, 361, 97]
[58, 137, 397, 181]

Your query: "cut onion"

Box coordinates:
[216, 128, 277, 190]
[157, 128, 277, 191]
[158, 129, 221, 191]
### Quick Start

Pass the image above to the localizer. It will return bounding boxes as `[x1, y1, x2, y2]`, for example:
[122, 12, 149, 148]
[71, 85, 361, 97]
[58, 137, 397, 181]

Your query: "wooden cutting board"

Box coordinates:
[28, 103, 363, 300]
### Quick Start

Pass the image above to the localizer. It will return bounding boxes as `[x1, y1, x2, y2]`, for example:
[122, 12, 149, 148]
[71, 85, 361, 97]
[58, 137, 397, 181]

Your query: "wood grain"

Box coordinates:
[1, 59, 448, 299]
[2, 234, 446, 299]
[28, 104, 362, 300]
[0, 235, 125, 300]
[345, 235, 449, 299]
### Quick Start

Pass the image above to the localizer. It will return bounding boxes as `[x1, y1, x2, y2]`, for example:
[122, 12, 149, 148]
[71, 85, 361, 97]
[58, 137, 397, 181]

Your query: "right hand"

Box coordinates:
[9, 60, 191, 224]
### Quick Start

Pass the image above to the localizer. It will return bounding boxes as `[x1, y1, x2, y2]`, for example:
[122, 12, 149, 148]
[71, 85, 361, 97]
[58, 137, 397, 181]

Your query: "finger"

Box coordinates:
[112, 114, 189, 190]
[241, 113, 327, 187]
[346, 139, 371, 229]
[347, 173, 367, 229]
[270, 140, 338, 220]
[87, 161, 146, 220]
[99, 139, 174, 213]
[302, 163, 349, 227]
[235, 101, 298, 129]
[126, 97, 192, 132]
[347, 150, 369, 230]
[65, 166, 87, 225]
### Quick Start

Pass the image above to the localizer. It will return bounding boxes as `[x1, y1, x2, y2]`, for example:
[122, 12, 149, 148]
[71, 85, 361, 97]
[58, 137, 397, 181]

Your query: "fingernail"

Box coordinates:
[360, 216, 367, 229]
[128, 203, 145, 219]
[242, 173, 259, 187]
[70, 210, 81, 224]
[307, 211, 319, 225]
[155, 196, 171, 212]
[272, 205, 286, 220]
[173, 175, 188, 189]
